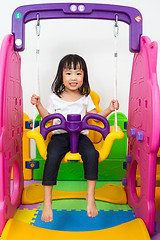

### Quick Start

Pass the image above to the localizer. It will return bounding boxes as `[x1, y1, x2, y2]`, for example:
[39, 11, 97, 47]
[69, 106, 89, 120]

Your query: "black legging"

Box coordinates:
[42, 133, 99, 185]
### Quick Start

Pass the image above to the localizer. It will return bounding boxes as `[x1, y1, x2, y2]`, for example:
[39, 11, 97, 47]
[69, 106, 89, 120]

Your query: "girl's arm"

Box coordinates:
[31, 94, 50, 119]
[89, 99, 119, 118]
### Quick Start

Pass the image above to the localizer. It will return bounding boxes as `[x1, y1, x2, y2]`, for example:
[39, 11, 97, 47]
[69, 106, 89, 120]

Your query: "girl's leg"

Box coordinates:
[42, 133, 70, 222]
[41, 185, 53, 222]
[78, 134, 99, 217]
[86, 180, 98, 217]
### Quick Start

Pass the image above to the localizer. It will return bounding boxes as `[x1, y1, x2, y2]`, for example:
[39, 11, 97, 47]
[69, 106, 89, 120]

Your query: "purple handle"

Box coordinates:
[12, 3, 142, 52]
[81, 113, 110, 139]
[40, 113, 66, 140]
[40, 113, 110, 153]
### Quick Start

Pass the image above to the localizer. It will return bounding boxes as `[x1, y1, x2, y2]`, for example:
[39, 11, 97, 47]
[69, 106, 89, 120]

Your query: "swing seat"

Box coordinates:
[27, 91, 124, 162]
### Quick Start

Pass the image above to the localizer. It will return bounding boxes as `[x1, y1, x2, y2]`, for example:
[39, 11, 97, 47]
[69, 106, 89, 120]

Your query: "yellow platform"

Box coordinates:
[0, 218, 150, 240]
[22, 183, 127, 204]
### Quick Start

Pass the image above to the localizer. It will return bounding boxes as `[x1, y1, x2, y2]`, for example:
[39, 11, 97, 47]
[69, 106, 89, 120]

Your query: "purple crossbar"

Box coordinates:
[12, 3, 142, 52]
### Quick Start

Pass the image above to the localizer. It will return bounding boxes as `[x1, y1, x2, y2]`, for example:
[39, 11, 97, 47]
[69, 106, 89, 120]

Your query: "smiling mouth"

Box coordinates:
[69, 82, 77, 86]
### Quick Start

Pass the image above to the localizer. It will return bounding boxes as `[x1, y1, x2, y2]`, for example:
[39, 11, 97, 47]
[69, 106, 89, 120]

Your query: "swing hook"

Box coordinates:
[114, 15, 119, 38]
[36, 13, 41, 37]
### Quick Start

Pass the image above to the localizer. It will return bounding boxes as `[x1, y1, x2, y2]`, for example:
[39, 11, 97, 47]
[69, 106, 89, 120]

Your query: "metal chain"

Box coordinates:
[36, 13, 41, 37]
[114, 15, 119, 38]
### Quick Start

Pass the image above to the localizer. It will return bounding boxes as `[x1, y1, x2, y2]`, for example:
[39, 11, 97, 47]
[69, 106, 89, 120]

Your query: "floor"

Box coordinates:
[10, 180, 160, 239]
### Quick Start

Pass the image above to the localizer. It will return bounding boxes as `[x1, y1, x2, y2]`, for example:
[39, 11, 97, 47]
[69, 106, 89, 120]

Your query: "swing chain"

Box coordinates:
[114, 15, 119, 38]
[36, 13, 41, 37]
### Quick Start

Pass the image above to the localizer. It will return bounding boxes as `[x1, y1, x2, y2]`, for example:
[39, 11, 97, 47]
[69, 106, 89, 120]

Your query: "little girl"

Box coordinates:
[31, 54, 119, 222]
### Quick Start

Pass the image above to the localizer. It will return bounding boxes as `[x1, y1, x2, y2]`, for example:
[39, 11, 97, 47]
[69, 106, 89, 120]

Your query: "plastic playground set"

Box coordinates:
[0, 3, 160, 240]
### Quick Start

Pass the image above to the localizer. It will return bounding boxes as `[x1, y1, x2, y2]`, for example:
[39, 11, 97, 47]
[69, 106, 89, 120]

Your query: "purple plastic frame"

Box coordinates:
[12, 3, 142, 52]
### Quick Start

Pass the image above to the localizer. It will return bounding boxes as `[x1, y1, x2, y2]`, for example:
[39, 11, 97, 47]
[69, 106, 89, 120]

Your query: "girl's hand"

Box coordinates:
[31, 94, 41, 106]
[109, 99, 119, 112]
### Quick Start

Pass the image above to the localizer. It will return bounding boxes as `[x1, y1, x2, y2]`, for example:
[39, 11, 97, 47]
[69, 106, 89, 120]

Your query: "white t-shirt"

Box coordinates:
[46, 93, 96, 135]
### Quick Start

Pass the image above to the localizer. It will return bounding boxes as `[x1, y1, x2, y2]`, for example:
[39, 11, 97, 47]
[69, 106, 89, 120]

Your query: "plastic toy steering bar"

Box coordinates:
[40, 113, 110, 153]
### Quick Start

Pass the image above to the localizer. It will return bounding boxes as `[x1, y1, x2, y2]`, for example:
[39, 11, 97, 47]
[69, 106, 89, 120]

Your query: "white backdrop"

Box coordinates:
[0, 0, 159, 118]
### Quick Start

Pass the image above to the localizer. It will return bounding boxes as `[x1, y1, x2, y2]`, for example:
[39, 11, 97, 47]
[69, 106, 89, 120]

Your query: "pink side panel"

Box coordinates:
[126, 36, 160, 235]
[0, 34, 24, 235]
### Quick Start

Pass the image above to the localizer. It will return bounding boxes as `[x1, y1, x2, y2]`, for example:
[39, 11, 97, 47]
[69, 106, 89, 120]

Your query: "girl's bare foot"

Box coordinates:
[41, 200, 53, 222]
[86, 194, 98, 217]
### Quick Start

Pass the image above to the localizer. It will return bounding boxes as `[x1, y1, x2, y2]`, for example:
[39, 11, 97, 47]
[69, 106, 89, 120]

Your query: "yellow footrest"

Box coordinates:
[22, 183, 127, 204]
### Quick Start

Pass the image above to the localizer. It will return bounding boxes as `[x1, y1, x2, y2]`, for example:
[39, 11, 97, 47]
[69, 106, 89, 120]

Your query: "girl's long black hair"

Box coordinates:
[51, 54, 90, 97]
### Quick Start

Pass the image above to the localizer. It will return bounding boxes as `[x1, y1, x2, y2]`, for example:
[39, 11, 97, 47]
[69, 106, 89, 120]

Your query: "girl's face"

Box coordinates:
[63, 64, 84, 93]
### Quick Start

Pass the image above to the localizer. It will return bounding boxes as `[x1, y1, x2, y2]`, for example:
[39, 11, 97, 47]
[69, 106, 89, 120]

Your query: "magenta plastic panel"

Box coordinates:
[0, 34, 24, 235]
[126, 36, 160, 235]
